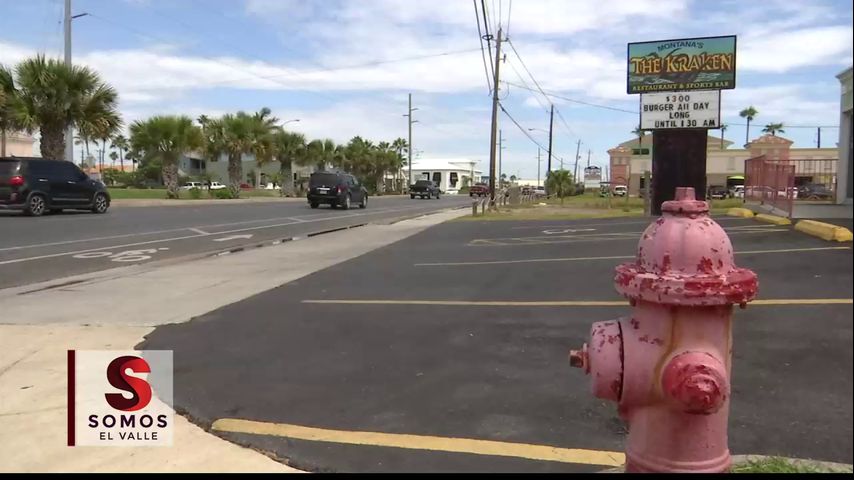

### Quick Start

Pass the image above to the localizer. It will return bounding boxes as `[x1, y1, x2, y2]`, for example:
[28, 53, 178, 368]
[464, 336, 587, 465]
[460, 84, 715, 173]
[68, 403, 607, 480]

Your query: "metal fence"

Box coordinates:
[744, 155, 796, 217]
[789, 158, 838, 201]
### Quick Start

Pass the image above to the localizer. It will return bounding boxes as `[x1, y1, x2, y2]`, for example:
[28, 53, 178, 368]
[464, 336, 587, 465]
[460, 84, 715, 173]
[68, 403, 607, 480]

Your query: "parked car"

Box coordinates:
[469, 183, 489, 197]
[534, 186, 546, 196]
[707, 185, 728, 200]
[208, 181, 227, 190]
[612, 185, 628, 197]
[181, 181, 204, 190]
[307, 171, 368, 209]
[410, 180, 441, 199]
[0, 157, 111, 216]
[729, 185, 744, 198]
[798, 183, 834, 200]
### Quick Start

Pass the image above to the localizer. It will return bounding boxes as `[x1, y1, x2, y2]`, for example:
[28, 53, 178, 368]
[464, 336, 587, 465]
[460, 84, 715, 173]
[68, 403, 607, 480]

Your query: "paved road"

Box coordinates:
[0, 195, 470, 289]
[140, 215, 852, 472]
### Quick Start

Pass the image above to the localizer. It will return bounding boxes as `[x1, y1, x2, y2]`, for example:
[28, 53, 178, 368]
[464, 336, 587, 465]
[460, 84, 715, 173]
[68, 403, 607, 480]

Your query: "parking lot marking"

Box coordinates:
[416, 246, 851, 267]
[468, 228, 787, 247]
[302, 299, 852, 307]
[211, 418, 625, 467]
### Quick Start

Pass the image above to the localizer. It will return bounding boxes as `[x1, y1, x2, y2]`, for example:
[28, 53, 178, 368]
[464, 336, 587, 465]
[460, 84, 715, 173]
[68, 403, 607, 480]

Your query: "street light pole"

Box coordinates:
[404, 93, 418, 189]
[537, 147, 541, 187]
[63, 0, 88, 163]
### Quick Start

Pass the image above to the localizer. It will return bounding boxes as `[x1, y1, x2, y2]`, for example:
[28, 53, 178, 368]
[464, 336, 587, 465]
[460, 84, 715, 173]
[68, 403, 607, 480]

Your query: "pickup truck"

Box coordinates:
[469, 183, 488, 197]
[410, 180, 441, 199]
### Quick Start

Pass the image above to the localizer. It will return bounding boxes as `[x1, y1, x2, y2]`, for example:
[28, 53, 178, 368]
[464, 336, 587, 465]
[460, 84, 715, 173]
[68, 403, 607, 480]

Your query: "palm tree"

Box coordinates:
[719, 124, 728, 149]
[203, 108, 278, 198]
[112, 134, 128, 171]
[307, 138, 344, 171]
[545, 169, 574, 204]
[632, 125, 646, 151]
[391, 137, 408, 191]
[14, 55, 120, 160]
[0, 63, 21, 157]
[270, 129, 306, 197]
[739, 106, 758, 145]
[129, 115, 202, 199]
[761, 122, 785, 136]
[109, 150, 118, 167]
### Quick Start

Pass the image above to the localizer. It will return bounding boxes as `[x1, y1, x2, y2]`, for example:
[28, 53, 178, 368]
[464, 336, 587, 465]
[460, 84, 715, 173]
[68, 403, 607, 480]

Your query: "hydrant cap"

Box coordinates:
[614, 186, 758, 306]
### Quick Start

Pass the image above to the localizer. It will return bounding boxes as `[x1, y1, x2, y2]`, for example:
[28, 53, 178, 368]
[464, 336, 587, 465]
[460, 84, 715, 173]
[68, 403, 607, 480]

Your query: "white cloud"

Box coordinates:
[739, 26, 854, 73]
[722, 84, 839, 126]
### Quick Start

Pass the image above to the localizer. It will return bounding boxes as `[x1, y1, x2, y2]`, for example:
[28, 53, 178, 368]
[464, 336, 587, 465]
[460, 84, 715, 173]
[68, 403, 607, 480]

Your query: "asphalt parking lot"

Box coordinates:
[140, 214, 853, 472]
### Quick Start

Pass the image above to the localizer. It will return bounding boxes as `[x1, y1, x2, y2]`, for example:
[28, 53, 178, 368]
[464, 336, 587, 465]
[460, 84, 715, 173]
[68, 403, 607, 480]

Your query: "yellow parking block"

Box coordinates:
[755, 213, 792, 226]
[795, 220, 854, 242]
[727, 207, 755, 218]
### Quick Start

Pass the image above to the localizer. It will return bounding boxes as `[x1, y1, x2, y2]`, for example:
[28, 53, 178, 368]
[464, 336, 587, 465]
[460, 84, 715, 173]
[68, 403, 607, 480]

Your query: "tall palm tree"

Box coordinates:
[14, 55, 120, 160]
[761, 122, 785, 136]
[739, 106, 758, 146]
[391, 137, 408, 191]
[719, 124, 728, 149]
[203, 108, 278, 197]
[129, 115, 202, 199]
[0, 63, 21, 157]
[112, 134, 128, 171]
[270, 129, 306, 197]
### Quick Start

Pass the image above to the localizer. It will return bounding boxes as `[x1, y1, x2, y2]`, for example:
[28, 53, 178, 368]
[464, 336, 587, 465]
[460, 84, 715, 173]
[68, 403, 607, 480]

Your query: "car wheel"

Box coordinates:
[436, 193, 440, 200]
[24, 193, 47, 217]
[91, 193, 109, 214]
[410, 194, 415, 199]
[360, 195, 368, 209]
[809, 194, 819, 200]
[342, 194, 351, 210]
[310, 202, 319, 209]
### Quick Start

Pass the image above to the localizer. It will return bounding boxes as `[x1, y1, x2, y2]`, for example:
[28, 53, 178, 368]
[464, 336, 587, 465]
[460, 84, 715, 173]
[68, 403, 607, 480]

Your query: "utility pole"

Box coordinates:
[587, 149, 591, 168]
[404, 93, 418, 189]
[498, 129, 503, 187]
[487, 27, 503, 206]
[64, 0, 73, 163]
[817, 127, 822, 148]
[574, 139, 581, 181]
[537, 147, 541, 187]
[547, 104, 554, 175]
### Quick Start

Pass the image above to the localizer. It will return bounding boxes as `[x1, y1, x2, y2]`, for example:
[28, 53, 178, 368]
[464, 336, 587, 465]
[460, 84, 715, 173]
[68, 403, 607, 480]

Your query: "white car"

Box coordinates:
[208, 182, 227, 190]
[613, 185, 628, 197]
[730, 185, 744, 198]
[180, 182, 204, 190]
[534, 186, 546, 196]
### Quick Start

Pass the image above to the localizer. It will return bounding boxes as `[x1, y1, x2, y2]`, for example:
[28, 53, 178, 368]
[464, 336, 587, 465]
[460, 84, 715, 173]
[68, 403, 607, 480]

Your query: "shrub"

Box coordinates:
[188, 187, 203, 199]
[213, 188, 235, 199]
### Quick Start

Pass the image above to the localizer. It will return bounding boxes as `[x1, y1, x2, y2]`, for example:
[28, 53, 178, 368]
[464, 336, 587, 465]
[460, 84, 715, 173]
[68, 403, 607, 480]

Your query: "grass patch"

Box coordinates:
[108, 188, 281, 200]
[543, 193, 745, 210]
[732, 457, 852, 474]
[455, 205, 646, 222]
[108, 188, 171, 199]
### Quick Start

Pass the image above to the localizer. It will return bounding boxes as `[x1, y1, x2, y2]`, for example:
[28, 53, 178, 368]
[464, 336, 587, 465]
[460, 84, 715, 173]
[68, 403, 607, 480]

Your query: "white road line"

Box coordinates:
[188, 228, 209, 235]
[0, 203, 449, 266]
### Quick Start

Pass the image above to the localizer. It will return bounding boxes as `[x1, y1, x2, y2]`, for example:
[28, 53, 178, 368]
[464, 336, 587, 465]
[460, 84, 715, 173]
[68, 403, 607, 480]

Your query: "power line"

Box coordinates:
[499, 102, 565, 163]
[505, 57, 550, 114]
[473, 0, 492, 94]
[503, 81, 639, 114]
[506, 0, 513, 37]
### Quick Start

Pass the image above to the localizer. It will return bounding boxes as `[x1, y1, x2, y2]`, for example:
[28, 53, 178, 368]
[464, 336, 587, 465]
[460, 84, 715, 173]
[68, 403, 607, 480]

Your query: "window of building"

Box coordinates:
[450, 172, 458, 188]
[632, 148, 650, 155]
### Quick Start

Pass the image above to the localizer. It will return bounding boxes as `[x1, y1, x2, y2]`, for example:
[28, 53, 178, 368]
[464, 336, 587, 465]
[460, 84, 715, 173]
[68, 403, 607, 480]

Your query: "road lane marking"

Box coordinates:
[211, 418, 625, 467]
[213, 234, 254, 242]
[416, 246, 852, 267]
[188, 228, 209, 235]
[0, 203, 458, 266]
[509, 217, 755, 230]
[468, 229, 787, 246]
[301, 299, 852, 307]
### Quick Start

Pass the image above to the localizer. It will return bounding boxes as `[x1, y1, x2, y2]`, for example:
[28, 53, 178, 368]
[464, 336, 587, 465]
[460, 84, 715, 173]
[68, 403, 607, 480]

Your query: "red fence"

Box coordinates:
[744, 155, 796, 217]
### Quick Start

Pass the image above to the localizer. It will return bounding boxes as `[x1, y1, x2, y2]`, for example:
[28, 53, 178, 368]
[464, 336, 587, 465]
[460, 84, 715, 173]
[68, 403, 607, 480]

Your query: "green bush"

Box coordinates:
[213, 188, 235, 199]
[188, 187, 203, 199]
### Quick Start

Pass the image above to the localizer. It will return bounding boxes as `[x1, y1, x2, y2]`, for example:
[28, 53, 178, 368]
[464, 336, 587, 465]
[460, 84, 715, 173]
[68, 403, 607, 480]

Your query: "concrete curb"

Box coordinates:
[755, 213, 792, 225]
[110, 194, 412, 208]
[597, 455, 853, 473]
[794, 219, 854, 242]
[727, 207, 755, 218]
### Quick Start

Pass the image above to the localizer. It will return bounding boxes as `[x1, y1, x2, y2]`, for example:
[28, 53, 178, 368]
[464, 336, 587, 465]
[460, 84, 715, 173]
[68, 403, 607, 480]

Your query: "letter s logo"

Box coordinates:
[105, 356, 152, 411]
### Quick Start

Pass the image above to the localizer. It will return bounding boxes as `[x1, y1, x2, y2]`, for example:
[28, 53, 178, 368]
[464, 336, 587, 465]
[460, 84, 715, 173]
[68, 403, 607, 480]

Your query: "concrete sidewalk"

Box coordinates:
[0, 208, 466, 472]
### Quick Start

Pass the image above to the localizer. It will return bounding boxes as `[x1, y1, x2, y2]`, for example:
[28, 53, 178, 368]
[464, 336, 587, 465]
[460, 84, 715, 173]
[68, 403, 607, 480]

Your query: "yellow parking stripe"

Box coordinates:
[302, 299, 852, 307]
[416, 246, 851, 267]
[211, 418, 625, 467]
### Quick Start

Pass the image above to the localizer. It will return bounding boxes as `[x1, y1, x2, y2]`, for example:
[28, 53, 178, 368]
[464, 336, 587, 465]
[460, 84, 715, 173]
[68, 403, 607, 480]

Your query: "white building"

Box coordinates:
[406, 158, 483, 194]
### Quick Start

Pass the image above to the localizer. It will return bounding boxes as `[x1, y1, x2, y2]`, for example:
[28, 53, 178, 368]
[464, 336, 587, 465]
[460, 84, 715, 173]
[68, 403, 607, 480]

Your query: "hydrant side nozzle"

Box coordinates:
[569, 344, 588, 372]
[661, 352, 729, 415]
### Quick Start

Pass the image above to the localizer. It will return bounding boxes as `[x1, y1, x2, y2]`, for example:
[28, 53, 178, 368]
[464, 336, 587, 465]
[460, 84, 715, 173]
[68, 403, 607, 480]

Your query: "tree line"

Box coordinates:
[1, 55, 410, 199]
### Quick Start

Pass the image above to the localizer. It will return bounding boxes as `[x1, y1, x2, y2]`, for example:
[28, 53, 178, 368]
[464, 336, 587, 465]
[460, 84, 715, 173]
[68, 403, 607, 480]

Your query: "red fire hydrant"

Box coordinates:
[569, 187, 758, 473]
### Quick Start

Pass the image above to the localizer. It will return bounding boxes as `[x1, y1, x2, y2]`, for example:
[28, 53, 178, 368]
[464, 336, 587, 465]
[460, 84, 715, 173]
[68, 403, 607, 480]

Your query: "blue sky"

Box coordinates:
[1, 0, 852, 178]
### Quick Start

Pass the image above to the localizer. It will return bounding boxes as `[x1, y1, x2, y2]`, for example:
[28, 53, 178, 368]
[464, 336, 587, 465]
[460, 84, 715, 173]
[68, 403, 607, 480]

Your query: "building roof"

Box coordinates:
[409, 158, 482, 173]
[748, 134, 793, 146]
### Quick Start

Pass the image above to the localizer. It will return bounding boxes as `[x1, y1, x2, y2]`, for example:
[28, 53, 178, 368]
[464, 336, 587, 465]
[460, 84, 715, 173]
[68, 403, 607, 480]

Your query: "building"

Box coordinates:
[183, 152, 315, 189]
[406, 158, 483, 194]
[837, 66, 852, 206]
[608, 134, 838, 196]
[2, 131, 37, 157]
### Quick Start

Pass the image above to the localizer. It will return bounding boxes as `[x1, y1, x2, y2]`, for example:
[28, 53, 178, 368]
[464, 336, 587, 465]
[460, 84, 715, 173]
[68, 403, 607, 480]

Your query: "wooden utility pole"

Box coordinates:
[488, 28, 503, 206]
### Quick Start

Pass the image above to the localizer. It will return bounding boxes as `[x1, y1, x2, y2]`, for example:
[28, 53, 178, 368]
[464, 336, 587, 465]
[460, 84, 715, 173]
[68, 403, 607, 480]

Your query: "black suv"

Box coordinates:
[0, 157, 111, 216]
[307, 171, 368, 209]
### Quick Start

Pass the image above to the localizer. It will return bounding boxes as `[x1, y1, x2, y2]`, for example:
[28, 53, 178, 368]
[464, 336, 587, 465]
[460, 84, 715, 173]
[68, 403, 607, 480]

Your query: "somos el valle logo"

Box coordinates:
[68, 350, 173, 446]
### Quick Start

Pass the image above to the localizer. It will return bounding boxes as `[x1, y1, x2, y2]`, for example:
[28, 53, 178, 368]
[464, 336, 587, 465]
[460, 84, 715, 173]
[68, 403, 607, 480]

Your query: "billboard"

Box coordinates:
[640, 90, 721, 129]
[627, 35, 736, 94]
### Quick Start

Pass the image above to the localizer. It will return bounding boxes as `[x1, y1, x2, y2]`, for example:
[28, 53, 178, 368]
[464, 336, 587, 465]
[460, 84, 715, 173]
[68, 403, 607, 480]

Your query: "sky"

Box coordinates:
[1, 0, 852, 179]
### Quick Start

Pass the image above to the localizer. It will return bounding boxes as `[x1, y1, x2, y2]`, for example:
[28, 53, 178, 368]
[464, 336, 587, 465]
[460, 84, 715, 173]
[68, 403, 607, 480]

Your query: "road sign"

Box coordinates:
[640, 90, 721, 130]
[627, 35, 736, 94]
